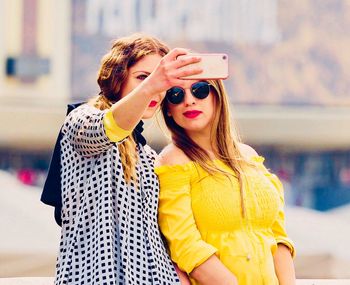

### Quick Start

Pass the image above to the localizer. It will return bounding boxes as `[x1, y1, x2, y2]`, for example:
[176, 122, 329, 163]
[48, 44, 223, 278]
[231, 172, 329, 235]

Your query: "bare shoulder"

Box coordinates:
[155, 144, 191, 167]
[238, 143, 259, 160]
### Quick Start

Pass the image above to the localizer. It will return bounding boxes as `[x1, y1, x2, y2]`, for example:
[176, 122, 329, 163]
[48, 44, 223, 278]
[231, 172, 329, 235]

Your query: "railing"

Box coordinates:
[0, 278, 350, 285]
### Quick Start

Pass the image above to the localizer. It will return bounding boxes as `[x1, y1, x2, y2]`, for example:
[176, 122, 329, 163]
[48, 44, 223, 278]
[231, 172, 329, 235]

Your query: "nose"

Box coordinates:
[183, 88, 196, 106]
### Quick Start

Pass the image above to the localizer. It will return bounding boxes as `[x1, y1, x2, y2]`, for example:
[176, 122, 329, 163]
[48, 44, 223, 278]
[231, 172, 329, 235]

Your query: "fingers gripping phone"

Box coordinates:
[178, 53, 229, 80]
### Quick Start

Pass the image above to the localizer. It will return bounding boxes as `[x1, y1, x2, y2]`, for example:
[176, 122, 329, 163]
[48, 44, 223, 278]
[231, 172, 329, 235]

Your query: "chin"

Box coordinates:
[174, 119, 212, 133]
[180, 124, 207, 132]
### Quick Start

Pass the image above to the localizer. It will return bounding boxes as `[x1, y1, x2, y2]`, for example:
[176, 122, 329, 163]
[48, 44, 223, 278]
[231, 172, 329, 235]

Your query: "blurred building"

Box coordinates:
[1, 0, 350, 211]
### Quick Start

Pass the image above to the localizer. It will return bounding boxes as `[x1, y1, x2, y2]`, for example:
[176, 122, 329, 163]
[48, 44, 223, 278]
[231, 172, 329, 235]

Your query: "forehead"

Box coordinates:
[130, 53, 162, 73]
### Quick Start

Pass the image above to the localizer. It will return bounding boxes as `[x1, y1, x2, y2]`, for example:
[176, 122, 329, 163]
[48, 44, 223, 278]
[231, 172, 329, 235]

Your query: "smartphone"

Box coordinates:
[178, 53, 229, 80]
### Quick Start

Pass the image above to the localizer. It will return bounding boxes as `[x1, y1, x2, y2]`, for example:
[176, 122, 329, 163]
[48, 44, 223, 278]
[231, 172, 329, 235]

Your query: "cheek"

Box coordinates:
[169, 110, 188, 129]
[167, 104, 180, 117]
[207, 95, 216, 119]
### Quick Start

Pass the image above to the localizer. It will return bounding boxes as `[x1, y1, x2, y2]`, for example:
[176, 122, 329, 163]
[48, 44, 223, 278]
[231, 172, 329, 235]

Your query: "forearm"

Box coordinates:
[273, 244, 296, 285]
[110, 82, 154, 131]
[190, 255, 238, 285]
[110, 48, 203, 131]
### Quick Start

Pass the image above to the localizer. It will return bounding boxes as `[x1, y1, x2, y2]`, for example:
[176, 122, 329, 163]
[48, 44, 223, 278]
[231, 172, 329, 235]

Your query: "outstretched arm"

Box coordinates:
[110, 48, 201, 131]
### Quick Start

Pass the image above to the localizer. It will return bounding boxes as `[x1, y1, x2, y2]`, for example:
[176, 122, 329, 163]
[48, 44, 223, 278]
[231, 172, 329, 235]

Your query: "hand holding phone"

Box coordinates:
[177, 53, 229, 80]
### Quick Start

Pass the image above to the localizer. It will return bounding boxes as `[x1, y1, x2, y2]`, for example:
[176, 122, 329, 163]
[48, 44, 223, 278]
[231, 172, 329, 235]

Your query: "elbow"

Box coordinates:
[170, 240, 218, 274]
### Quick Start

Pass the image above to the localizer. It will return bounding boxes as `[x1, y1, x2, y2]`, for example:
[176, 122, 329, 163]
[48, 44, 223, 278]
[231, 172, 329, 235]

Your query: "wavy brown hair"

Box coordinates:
[161, 79, 253, 216]
[89, 34, 169, 183]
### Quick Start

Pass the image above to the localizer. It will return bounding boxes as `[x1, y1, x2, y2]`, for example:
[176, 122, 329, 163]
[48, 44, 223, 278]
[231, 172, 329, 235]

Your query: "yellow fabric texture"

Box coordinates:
[155, 156, 295, 285]
[103, 110, 132, 142]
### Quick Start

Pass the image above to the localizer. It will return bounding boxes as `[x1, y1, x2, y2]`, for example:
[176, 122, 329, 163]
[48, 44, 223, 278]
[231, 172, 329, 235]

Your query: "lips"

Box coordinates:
[183, 110, 202, 119]
[148, 100, 158, 107]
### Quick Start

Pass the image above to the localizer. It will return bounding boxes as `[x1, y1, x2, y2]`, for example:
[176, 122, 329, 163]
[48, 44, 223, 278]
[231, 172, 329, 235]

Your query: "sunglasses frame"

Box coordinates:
[166, 81, 214, 105]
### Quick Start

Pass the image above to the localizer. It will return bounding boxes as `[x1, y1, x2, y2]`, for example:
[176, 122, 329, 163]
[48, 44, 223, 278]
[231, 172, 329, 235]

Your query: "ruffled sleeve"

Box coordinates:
[252, 156, 296, 258]
[155, 163, 218, 273]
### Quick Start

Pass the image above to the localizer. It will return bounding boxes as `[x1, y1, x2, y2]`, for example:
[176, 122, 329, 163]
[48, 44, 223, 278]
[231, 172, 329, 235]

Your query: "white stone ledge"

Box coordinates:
[0, 278, 54, 285]
[0, 278, 350, 285]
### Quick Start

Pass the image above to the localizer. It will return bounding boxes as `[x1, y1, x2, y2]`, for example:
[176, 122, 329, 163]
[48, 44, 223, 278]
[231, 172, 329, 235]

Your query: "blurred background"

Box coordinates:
[1, 0, 350, 280]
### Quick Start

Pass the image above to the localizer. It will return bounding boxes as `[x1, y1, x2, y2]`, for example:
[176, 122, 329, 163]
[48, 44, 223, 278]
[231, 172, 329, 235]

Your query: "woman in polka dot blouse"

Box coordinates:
[55, 34, 201, 285]
[156, 79, 296, 284]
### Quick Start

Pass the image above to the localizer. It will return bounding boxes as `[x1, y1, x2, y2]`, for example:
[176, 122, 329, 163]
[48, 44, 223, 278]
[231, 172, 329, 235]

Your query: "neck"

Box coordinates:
[186, 129, 217, 159]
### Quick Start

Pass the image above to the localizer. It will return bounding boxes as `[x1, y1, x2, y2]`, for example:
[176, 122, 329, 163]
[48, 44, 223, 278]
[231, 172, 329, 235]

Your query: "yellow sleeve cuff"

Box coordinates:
[276, 238, 296, 258]
[179, 242, 218, 273]
[103, 110, 132, 142]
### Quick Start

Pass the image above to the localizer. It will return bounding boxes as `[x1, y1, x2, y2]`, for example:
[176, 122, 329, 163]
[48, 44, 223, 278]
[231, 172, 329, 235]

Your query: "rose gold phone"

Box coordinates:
[178, 53, 229, 80]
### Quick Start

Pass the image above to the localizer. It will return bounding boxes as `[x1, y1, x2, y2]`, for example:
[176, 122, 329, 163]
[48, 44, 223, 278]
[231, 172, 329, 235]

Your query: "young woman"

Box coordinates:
[55, 34, 202, 285]
[156, 79, 296, 285]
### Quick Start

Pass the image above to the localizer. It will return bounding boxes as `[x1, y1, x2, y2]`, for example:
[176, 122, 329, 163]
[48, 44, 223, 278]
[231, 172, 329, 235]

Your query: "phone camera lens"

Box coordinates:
[222, 55, 227, 60]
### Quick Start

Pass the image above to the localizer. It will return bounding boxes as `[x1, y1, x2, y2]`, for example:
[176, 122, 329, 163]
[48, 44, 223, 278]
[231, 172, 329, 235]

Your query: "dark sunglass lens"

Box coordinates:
[192, 82, 210, 99]
[166, 87, 185, 104]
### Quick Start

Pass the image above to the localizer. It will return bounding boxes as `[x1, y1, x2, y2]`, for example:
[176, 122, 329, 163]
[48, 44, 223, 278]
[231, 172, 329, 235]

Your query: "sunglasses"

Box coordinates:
[166, 81, 212, 105]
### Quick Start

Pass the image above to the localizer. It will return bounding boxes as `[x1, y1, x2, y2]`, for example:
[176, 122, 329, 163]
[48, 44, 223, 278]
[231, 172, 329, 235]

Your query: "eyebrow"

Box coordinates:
[132, 71, 151, 75]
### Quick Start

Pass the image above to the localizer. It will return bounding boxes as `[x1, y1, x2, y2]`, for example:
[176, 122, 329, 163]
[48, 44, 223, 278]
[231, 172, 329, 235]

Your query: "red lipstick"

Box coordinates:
[148, 100, 157, 107]
[183, 110, 202, 119]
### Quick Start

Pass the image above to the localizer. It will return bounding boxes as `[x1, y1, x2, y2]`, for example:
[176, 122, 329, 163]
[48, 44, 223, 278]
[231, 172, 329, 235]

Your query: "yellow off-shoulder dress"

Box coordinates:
[155, 157, 295, 285]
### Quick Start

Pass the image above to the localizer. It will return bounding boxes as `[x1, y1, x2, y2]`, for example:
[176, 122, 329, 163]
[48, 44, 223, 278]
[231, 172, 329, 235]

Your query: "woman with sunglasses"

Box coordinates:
[55, 33, 203, 285]
[155, 79, 296, 284]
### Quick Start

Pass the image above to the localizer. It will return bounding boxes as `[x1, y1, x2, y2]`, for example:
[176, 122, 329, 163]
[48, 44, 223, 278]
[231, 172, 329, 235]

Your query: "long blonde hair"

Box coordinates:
[90, 34, 169, 183]
[161, 79, 252, 216]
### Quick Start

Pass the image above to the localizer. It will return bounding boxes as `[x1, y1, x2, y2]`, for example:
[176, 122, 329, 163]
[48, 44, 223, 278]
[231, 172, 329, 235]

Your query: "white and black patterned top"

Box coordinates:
[55, 104, 180, 285]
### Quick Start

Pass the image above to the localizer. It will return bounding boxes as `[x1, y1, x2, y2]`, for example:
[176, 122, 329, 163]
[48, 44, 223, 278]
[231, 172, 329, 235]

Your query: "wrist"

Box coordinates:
[139, 78, 158, 100]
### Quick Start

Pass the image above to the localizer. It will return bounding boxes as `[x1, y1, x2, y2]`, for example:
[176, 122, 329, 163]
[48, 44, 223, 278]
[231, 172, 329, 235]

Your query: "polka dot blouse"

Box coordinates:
[55, 104, 180, 285]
